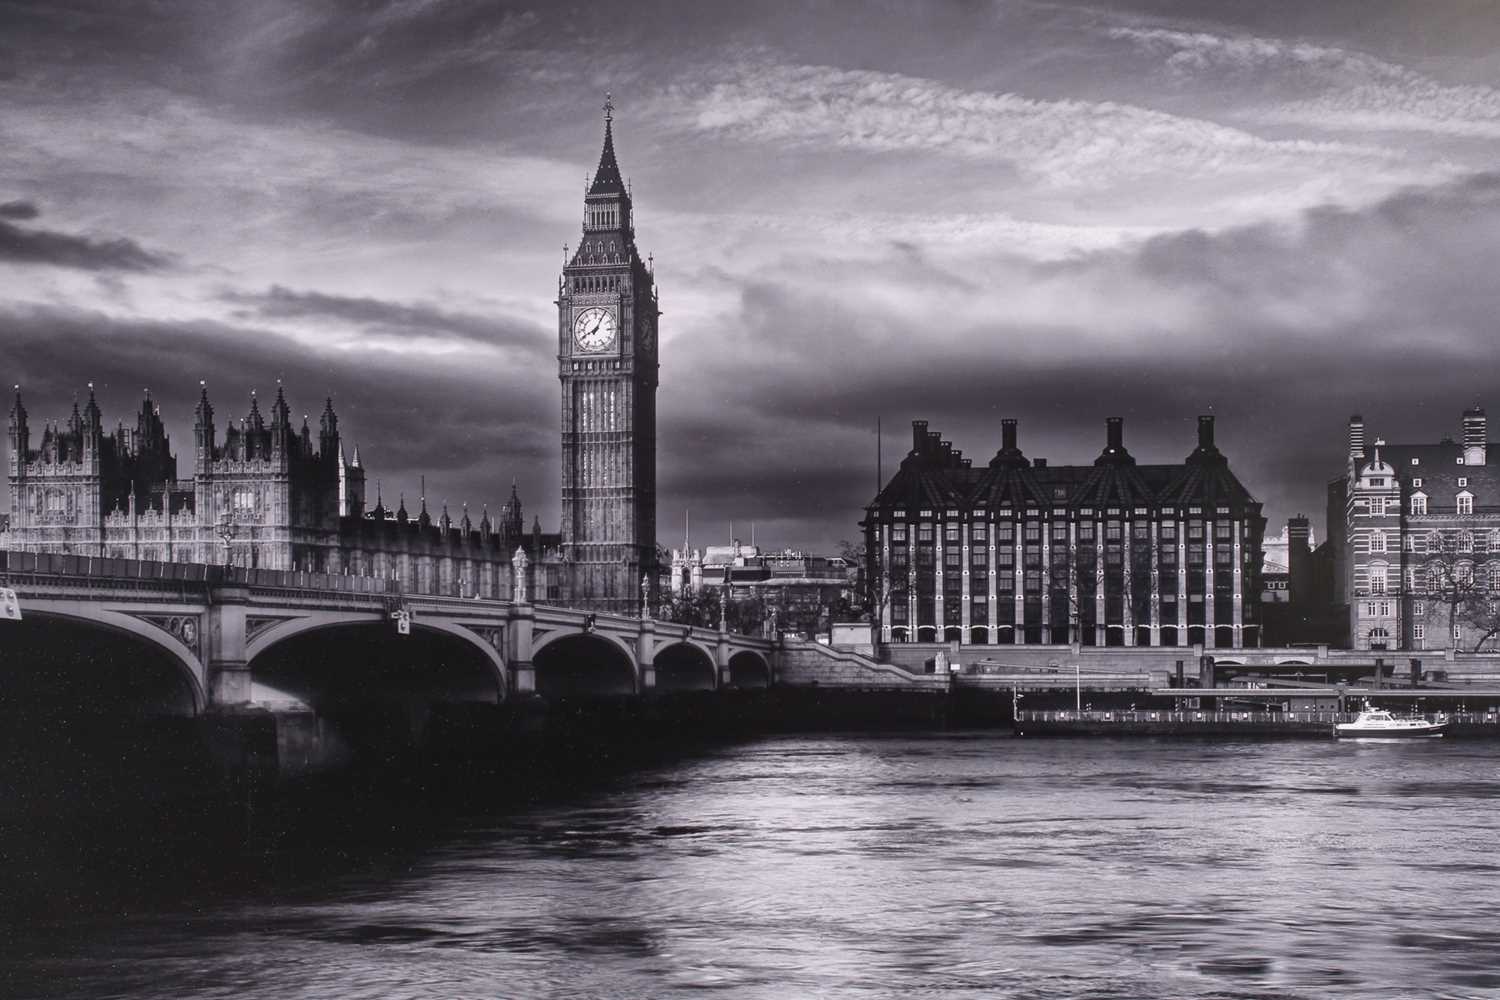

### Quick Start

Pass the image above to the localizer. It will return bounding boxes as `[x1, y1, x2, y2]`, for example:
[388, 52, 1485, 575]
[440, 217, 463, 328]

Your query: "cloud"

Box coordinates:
[648, 171, 1500, 548]
[1111, 26, 1500, 139]
[656, 55, 1403, 192]
[0, 200, 39, 220]
[222, 285, 553, 360]
[0, 217, 170, 272]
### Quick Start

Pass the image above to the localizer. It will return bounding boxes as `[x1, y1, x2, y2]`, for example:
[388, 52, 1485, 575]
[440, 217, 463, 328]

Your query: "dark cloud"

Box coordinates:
[652, 171, 1500, 550]
[0, 200, 39, 220]
[0, 218, 170, 272]
[223, 285, 553, 359]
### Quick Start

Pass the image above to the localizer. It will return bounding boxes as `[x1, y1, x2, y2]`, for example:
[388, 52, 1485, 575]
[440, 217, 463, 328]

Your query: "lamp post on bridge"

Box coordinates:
[217, 512, 235, 568]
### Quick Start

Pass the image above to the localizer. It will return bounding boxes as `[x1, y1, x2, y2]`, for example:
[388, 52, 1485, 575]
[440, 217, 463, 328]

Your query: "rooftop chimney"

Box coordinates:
[1463, 406, 1487, 467]
[1107, 417, 1123, 451]
[1348, 415, 1365, 460]
[911, 419, 928, 453]
[1001, 419, 1017, 452]
[1198, 415, 1215, 450]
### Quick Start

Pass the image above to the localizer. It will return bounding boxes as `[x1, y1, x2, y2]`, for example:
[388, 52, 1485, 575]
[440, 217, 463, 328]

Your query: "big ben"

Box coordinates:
[557, 96, 659, 613]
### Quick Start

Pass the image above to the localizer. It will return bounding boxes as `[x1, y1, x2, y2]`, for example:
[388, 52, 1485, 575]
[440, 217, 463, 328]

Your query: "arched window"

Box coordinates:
[1368, 626, 1390, 650]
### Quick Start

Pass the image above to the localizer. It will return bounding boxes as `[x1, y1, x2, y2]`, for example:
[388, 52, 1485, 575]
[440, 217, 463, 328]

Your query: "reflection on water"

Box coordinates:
[5, 735, 1500, 998]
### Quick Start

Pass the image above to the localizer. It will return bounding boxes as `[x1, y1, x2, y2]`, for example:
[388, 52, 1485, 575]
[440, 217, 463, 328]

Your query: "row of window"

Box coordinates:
[1363, 494, 1476, 516]
[1363, 528, 1500, 554]
[888, 521, 1243, 543]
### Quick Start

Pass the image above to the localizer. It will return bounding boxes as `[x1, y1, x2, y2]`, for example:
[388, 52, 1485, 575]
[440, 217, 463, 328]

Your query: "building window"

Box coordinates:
[1413, 601, 1425, 616]
[1458, 494, 1474, 515]
[1414, 623, 1425, 641]
[995, 524, 1013, 541]
[1460, 531, 1474, 553]
[1412, 477, 1422, 486]
[1078, 524, 1095, 542]
[1378, 601, 1392, 617]
[1370, 568, 1386, 595]
[1370, 531, 1386, 554]
[1456, 624, 1464, 641]
[1188, 523, 1204, 539]
[945, 551, 961, 567]
[891, 524, 907, 542]
[970, 523, 987, 541]
[1410, 496, 1426, 515]
[1369, 497, 1386, 516]
[1459, 477, 1469, 487]
[918, 524, 934, 542]
[1024, 523, 1040, 542]
[1160, 523, 1176, 540]
[1404, 535, 1415, 552]
[1053, 524, 1068, 542]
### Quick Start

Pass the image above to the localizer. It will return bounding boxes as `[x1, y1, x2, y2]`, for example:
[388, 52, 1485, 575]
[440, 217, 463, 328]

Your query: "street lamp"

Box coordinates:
[217, 511, 235, 568]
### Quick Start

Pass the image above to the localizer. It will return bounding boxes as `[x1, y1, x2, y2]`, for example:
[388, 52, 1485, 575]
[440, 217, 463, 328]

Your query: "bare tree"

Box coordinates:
[1415, 529, 1500, 651]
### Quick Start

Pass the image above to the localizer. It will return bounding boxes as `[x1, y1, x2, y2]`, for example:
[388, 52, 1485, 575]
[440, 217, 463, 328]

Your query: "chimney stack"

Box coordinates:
[1001, 419, 1017, 452]
[1198, 415, 1215, 449]
[911, 419, 928, 454]
[1107, 417, 1123, 451]
[1348, 414, 1365, 460]
[1463, 406, 1487, 467]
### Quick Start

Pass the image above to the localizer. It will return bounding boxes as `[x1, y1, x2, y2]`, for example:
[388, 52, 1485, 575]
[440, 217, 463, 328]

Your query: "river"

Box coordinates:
[4, 733, 1500, 999]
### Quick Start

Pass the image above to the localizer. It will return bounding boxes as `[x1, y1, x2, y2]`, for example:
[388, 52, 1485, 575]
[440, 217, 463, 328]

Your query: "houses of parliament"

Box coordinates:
[2, 101, 659, 615]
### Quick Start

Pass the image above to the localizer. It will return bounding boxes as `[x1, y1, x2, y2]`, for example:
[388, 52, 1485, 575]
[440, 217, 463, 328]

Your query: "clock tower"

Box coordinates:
[557, 96, 659, 613]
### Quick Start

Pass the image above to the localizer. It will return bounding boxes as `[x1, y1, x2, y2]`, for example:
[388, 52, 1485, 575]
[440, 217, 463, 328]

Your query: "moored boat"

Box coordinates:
[1335, 706, 1447, 739]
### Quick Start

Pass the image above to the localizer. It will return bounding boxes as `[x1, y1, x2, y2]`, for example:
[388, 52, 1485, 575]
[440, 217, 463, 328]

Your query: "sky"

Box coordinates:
[4, 0, 1500, 554]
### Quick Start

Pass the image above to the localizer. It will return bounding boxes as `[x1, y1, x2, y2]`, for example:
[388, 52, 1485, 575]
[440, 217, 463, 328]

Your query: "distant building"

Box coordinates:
[668, 541, 860, 633]
[1336, 408, 1500, 652]
[1261, 517, 1318, 603]
[861, 416, 1266, 647]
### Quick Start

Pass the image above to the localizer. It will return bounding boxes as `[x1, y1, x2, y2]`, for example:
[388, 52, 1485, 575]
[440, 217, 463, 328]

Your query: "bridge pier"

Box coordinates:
[206, 580, 252, 706]
[637, 618, 656, 691]
[507, 601, 536, 695]
[716, 628, 731, 687]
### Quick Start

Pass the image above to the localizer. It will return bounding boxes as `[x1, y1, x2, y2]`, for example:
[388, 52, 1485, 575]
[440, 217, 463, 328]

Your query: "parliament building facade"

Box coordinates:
[863, 416, 1266, 648]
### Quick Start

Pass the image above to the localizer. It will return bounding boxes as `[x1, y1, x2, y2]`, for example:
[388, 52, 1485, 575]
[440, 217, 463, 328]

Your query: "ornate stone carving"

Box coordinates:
[131, 613, 203, 659]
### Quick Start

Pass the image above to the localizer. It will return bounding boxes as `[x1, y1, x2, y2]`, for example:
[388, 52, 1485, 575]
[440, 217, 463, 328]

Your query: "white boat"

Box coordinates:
[1335, 706, 1447, 739]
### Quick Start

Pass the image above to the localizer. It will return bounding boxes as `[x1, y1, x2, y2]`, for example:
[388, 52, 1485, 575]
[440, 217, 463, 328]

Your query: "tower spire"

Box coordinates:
[589, 92, 625, 195]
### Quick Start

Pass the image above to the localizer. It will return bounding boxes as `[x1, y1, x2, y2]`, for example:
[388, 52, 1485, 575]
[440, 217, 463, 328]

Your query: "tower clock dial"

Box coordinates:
[573, 307, 617, 353]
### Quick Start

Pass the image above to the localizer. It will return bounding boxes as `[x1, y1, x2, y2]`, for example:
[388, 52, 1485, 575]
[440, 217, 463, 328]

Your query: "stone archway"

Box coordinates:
[531, 631, 638, 699]
[654, 641, 717, 692]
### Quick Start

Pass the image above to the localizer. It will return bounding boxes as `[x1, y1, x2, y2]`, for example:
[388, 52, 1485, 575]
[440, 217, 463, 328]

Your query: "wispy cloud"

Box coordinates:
[223, 285, 552, 360]
[657, 55, 1402, 191]
[1111, 26, 1500, 139]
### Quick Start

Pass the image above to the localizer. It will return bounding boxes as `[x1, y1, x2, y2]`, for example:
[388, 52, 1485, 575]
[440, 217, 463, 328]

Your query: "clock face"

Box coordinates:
[573, 307, 617, 353]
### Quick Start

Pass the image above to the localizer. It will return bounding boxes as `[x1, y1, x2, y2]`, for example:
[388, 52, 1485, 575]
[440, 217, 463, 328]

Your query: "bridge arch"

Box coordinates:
[653, 640, 718, 692]
[246, 612, 506, 698]
[530, 630, 638, 699]
[10, 604, 206, 714]
[726, 649, 771, 689]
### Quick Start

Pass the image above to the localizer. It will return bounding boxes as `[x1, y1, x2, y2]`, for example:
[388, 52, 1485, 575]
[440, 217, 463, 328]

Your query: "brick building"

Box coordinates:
[862, 416, 1266, 647]
[1335, 408, 1500, 652]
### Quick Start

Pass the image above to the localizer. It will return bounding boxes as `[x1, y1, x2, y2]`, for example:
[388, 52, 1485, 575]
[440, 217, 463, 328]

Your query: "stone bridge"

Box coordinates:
[0, 551, 776, 717]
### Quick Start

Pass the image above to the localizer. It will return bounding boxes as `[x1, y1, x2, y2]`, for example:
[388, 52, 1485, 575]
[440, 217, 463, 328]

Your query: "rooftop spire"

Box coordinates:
[589, 92, 625, 195]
